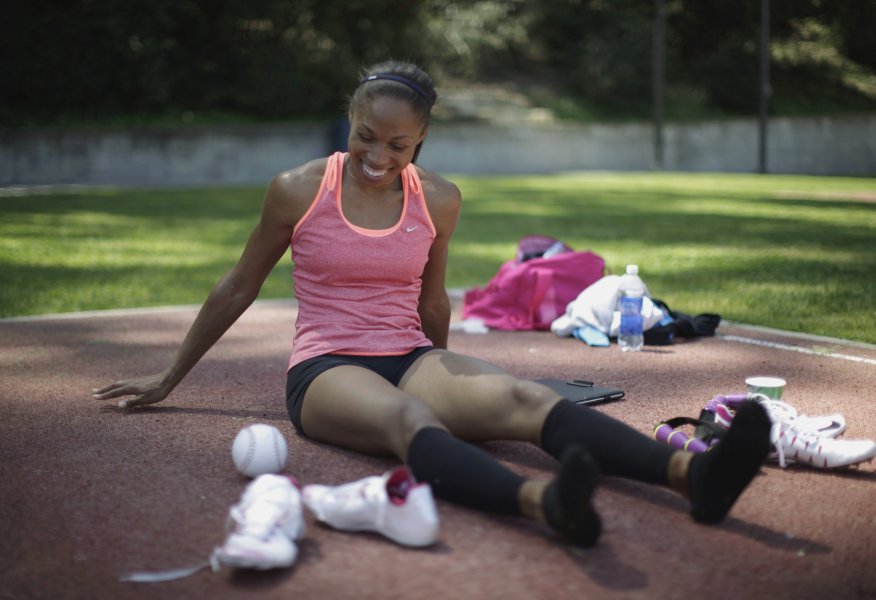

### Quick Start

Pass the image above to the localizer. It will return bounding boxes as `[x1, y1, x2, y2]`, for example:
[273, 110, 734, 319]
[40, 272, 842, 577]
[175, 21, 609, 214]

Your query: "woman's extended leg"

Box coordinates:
[300, 364, 536, 517]
[540, 398, 772, 523]
[400, 349, 772, 524]
[299, 362, 601, 545]
[398, 348, 682, 477]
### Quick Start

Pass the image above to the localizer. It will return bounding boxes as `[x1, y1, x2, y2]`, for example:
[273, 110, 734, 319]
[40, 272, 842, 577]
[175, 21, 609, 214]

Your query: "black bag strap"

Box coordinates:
[654, 415, 726, 452]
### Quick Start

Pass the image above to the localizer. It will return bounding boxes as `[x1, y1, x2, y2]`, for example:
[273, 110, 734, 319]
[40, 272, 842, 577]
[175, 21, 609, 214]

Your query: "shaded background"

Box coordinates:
[2, 0, 875, 127]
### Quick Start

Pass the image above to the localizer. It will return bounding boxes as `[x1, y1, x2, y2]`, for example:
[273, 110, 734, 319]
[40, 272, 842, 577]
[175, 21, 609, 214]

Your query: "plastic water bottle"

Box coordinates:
[618, 264, 645, 352]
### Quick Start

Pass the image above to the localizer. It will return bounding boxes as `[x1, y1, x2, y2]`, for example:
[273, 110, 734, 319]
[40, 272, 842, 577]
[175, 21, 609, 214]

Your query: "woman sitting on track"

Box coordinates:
[94, 60, 771, 547]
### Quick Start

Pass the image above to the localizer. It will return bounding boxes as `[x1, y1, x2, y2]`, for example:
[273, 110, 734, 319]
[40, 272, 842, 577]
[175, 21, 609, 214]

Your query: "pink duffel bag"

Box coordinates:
[462, 236, 606, 331]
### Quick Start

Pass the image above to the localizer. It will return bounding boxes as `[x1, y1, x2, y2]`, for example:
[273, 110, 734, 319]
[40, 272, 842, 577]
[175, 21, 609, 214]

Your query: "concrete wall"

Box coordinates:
[421, 114, 876, 176]
[2, 113, 874, 187]
[1, 124, 329, 188]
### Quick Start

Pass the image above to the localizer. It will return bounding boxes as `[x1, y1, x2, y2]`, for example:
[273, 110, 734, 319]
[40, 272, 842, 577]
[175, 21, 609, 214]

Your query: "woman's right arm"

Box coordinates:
[93, 168, 315, 408]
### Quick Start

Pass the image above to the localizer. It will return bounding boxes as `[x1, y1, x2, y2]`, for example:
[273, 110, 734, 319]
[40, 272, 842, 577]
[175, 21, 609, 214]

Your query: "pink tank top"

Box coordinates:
[288, 152, 437, 369]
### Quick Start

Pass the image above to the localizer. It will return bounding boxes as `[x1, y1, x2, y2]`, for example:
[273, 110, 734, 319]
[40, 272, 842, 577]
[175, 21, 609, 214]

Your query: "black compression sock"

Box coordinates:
[688, 400, 771, 523]
[542, 445, 602, 547]
[541, 399, 675, 485]
[407, 427, 525, 516]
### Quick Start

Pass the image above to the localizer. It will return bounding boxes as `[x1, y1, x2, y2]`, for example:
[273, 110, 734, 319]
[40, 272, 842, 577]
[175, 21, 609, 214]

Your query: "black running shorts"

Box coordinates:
[285, 346, 436, 435]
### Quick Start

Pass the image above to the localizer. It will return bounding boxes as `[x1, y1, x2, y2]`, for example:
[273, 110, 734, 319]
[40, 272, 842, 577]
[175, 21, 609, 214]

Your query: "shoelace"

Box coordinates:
[228, 497, 293, 540]
[761, 400, 825, 468]
[760, 399, 798, 421]
[120, 480, 298, 582]
[349, 479, 387, 508]
[774, 421, 826, 468]
[710, 397, 818, 467]
[317, 477, 389, 526]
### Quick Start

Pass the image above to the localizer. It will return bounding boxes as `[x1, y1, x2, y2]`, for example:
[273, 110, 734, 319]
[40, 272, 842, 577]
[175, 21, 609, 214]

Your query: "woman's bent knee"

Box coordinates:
[511, 379, 563, 411]
[394, 398, 445, 456]
[443, 377, 561, 443]
[502, 380, 564, 442]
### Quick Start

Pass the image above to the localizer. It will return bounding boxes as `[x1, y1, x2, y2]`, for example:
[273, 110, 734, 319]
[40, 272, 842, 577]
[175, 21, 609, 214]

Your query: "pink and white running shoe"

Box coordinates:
[704, 395, 875, 468]
[303, 467, 439, 548]
[706, 395, 847, 440]
[212, 474, 305, 570]
[760, 400, 876, 469]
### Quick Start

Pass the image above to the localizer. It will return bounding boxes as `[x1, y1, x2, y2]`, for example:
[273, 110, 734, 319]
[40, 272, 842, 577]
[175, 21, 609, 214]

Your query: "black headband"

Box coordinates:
[360, 74, 433, 106]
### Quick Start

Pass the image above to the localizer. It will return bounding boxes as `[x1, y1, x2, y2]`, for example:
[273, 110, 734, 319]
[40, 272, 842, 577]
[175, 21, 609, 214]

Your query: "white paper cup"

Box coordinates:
[746, 376, 786, 400]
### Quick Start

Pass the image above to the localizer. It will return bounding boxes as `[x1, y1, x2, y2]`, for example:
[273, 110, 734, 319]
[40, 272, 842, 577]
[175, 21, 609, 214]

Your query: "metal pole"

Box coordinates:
[758, 0, 770, 174]
[653, 0, 666, 170]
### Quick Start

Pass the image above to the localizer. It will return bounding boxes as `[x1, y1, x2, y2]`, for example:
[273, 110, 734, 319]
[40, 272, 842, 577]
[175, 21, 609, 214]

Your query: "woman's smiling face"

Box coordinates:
[347, 95, 427, 187]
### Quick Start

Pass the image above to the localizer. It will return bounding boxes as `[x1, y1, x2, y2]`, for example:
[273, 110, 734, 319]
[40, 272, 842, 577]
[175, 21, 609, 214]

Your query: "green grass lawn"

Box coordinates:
[2, 172, 874, 344]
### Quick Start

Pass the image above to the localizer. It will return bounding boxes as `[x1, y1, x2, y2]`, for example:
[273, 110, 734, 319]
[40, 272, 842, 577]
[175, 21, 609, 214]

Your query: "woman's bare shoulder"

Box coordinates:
[270, 157, 329, 202]
[416, 165, 461, 211]
[414, 165, 461, 239]
[264, 157, 330, 224]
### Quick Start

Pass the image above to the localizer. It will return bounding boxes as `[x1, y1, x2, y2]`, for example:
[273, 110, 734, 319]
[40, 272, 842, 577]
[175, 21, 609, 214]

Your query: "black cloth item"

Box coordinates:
[644, 299, 721, 345]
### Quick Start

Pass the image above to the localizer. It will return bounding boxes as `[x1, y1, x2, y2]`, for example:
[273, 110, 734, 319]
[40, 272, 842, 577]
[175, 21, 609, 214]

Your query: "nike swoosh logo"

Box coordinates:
[406, 226, 418, 232]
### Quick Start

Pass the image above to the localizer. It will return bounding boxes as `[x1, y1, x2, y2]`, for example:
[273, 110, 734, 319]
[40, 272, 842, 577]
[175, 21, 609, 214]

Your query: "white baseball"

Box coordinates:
[231, 424, 288, 478]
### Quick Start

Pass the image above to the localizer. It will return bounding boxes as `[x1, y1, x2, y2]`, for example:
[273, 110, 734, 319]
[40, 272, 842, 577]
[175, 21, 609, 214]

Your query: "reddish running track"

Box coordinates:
[2, 299, 874, 599]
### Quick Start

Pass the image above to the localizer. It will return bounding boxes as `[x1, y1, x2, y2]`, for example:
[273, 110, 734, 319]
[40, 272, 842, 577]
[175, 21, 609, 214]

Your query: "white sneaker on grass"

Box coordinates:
[302, 467, 439, 548]
[212, 474, 305, 570]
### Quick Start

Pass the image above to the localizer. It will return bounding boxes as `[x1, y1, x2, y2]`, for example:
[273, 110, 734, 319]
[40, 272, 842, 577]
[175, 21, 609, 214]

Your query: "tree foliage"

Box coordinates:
[0, 0, 428, 124]
[1, 0, 873, 126]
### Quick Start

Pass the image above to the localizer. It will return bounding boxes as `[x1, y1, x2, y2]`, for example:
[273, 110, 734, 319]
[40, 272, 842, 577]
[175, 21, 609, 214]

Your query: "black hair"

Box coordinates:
[349, 60, 437, 163]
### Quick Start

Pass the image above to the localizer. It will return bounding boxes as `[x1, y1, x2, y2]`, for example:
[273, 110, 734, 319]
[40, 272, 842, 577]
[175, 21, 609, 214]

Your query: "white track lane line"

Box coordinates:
[718, 334, 876, 366]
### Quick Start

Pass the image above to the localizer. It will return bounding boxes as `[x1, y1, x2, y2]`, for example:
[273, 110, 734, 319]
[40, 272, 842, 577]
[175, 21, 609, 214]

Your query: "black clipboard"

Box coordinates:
[534, 378, 625, 406]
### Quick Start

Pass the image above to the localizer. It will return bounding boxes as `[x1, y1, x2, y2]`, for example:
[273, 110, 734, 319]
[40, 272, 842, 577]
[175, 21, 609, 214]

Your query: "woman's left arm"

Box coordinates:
[418, 174, 462, 349]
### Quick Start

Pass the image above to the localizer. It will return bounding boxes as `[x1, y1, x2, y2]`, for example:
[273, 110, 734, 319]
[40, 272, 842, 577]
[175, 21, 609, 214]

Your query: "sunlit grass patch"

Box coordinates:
[1, 172, 874, 343]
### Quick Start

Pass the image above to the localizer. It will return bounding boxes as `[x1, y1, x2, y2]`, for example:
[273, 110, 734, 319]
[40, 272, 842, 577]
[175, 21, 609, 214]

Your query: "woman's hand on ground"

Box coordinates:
[92, 373, 172, 409]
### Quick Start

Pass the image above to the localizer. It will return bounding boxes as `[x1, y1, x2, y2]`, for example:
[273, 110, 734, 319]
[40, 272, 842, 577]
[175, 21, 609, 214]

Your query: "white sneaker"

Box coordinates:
[795, 413, 847, 439]
[761, 400, 876, 469]
[212, 474, 306, 570]
[715, 397, 847, 439]
[302, 467, 439, 548]
[757, 399, 847, 439]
